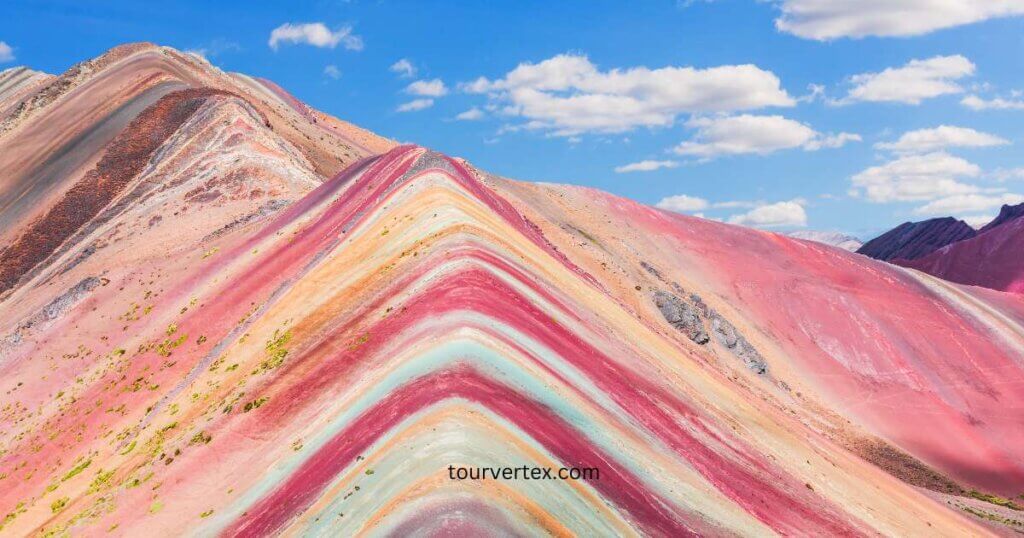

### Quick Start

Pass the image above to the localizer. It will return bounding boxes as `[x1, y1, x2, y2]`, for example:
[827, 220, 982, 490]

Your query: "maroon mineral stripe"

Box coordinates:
[223, 366, 701, 537]
[227, 250, 865, 536]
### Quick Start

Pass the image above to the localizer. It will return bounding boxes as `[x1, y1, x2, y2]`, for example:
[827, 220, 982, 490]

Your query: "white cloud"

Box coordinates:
[0, 41, 13, 63]
[961, 214, 995, 229]
[673, 114, 859, 159]
[185, 39, 241, 59]
[804, 132, 863, 150]
[269, 23, 363, 51]
[840, 55, 975, 105]
[798, 83, 826, 103]
[655, 195, 805, 227]
[993, 167, 1024, 181]
[713, 200, 758, 209]
[961, 94, 1024, 110]
[323, 65, 342, 79]
[656, 194, 709, 213]
[406, 78, 448, 97]
[396, 98, 434, 112]
[390, 58, 416, 78]
[850, 152, 981, 202]
[460, 53, 795, 136]
[914, 193, 1024, 216]
[774, 0, 1024, 40]
[614, 160, 679, 173]
[875, 125, 1009, 153]
[728, 199, 808, 228]
[455, 107, 485, 121]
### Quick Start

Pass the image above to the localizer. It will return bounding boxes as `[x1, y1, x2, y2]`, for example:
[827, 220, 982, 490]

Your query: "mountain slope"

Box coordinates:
[0, 43, 391, 250]
[0, 67, 53, 118]
[1, 45, 1022, 536]
[900, 214, 1024, 293]
[980, 202, 1024, 233]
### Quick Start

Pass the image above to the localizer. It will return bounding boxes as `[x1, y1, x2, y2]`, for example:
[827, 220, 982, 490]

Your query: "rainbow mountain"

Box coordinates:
[1, 44, 1023, 536]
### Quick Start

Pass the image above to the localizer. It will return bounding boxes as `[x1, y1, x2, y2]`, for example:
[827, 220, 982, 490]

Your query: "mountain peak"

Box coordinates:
[979, 202, 1024, 233]
[856, 217, 976, 261]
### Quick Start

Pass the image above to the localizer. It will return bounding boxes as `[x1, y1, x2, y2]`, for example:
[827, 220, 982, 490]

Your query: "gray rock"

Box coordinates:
[2, 276, 102, 357]
[654, 287, 768, 375]
[653, 290, 710, 345]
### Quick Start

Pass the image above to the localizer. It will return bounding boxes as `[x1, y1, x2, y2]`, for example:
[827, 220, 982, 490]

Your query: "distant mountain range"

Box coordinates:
[787, 230, 863, 251]
[856, 217, 977, 261]
[858, 204, 1024, 294]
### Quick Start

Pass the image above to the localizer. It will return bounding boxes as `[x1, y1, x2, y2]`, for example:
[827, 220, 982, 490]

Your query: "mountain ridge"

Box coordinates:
[861, 202, 1024, 294]
[898, 209, 1024, 293]
[856, 217, 976, 261]
[980, 202, 1024, 234]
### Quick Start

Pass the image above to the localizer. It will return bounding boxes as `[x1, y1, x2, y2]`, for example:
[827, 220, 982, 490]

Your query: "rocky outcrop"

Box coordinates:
[653, 286, 767, 375]
[691, 293, 769, 375]
[653, 291, 710, 344]
[0, 66, 53, 120]
[857, 217, 976, 261]
[1, 276, 102, 356]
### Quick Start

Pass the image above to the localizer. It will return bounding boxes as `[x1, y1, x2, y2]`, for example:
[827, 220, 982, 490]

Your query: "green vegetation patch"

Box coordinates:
[62, 458, 92, 481]
[969, 490, 1023, 511]
[261, 329, 292, 371]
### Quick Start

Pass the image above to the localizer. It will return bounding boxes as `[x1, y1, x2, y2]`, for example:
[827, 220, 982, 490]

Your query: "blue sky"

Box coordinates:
[4, 0, 1024, 238]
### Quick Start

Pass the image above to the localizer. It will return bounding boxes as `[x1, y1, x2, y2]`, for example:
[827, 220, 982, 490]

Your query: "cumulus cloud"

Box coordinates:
[186, 38, 241, 59]
[914, 193, 1024, 216]
[0, 41, 14, 63]
[875, 125, 1009, 154]
[713, 200, 758, 209]
[993, 167, 1024, 181]
[961, 94, 1024, 110]
[961, 214, 994, 228]
[728, 199, 808, 228]
[269, 23, 363, 51]
[460, 53, 795, 136]
[323, 65, 342, 79]
[390, 58, 416, 78]
[850, 152, 981, 202]
[455, 108, 485, 121]
[406, 78, 448, 97]
[614, 160, 679, 173]
[804, 132, 863, 150]
[655, 194, 805, 227]
[774, 0, 1024, 40]
[839, 55, 975, 105]
[396, 98, 434, 112]
[656, 194, 709, 213]
[672, 115, 859, 159]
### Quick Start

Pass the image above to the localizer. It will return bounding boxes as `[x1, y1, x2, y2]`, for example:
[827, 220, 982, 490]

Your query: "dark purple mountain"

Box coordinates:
[857, 217, 976, 261]
[979, 202, 1024, 234]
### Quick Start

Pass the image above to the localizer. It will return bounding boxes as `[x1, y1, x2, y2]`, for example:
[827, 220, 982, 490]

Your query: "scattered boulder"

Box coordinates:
[649, 275, 768, 375]
[653, 290, 709, 344]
